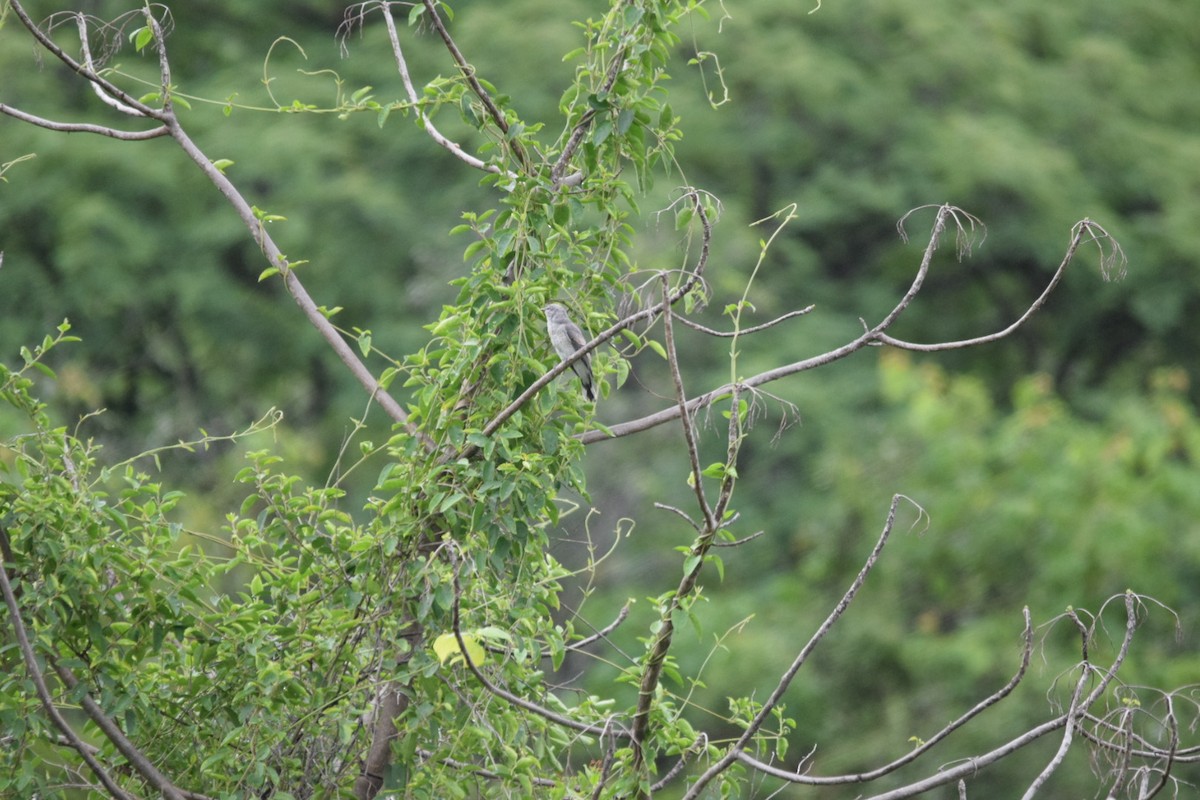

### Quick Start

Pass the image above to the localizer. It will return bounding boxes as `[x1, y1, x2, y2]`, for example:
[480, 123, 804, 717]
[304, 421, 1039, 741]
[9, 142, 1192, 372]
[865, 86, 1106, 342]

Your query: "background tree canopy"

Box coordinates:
[1, 0, 1198, 797]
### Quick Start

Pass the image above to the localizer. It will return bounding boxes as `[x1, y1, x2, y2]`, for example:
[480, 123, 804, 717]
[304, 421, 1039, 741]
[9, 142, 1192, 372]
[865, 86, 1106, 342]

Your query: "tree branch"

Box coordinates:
[630, 276, 729, 779]
[671, 306, 815, 338]
[7, 0, 161, 119]
[420, 0, 531, 173]
[584, 208, 1108, 446]
[0, 548, 136, 800]
[734, 606, 1035, 785]
[682, 494, 908, 799]
[0, 103, 168, 139]
[379, 3, 505, 176]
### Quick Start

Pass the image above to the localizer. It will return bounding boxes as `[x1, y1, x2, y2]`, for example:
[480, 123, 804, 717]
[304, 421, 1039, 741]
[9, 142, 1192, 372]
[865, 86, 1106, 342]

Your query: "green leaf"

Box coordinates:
[433, 632, 486, 667]
[132, 26, 154, 52]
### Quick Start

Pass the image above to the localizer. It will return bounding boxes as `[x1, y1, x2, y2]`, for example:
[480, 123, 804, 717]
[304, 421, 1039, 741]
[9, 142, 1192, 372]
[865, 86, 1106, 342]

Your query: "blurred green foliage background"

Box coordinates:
[2, 0, 1198, 795]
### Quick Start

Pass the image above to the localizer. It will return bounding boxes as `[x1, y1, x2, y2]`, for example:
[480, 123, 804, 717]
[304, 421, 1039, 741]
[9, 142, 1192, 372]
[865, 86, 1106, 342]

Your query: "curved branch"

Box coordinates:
[584, 208, 1105, 446]
[735, 606, 1035, 785]
[0, 104, 168, 139]
[565, 603, 631, 653]
[420, 0, 531, 173]
[682, 494, 908, 799]
[379, 3, 505, 176]
[861, 716, 1068, 800]
[671, 306, 815, 338]
[876, 218, 1099, 352]
[1020, 663, 1090, 798]
[0, 551, 137, 800]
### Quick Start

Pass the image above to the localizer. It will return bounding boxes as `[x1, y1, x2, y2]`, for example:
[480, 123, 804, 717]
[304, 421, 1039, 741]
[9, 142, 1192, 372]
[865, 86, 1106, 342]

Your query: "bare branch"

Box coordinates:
[862, 717, 1069, 799]
[664, 273, 717, 533]
[379, 3, 505, 175]
[876, 218, 1113, 352]
[683, 494, 909, 799]
[653, 502, 701, 531]
[566, 603, 631, 653]
[419, 0, 531, 172]
[736, 606, 1035, 785]
[671, 306, 815, 338]
[585, 207, 1109, 445]
[0, 104, 168, 139]
[1020, 663, 1090, 799]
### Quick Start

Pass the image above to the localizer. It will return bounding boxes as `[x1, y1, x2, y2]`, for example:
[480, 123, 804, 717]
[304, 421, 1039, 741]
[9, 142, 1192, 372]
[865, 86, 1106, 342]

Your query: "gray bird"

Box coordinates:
[543, 303, 596, 401]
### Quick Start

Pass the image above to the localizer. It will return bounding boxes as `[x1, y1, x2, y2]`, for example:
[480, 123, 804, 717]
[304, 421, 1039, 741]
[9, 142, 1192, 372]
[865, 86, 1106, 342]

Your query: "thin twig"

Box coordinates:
[672, 306, 815, 338]
[380, 3, 502, 175]
[1020, 665, 1090, 799]
[565, 603, 631, 653]
[0, 104, 168, 138]
[736, 606, 1035, 784]
[683, 494, 908, 799]
[420, 0, 530, 172]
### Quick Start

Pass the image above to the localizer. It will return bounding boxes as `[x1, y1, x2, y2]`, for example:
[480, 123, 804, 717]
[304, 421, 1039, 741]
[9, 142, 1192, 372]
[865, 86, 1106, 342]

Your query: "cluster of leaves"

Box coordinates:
[0, 0, 742, 797]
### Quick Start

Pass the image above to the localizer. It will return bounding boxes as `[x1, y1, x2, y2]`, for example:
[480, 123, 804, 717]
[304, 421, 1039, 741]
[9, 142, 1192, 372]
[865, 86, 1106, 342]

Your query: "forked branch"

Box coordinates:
[584, 208, 1124, 446]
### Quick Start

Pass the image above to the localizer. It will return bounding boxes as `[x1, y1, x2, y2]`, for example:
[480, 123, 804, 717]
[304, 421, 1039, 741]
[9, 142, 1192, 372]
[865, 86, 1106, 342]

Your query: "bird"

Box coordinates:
[543, 303, 596, 402]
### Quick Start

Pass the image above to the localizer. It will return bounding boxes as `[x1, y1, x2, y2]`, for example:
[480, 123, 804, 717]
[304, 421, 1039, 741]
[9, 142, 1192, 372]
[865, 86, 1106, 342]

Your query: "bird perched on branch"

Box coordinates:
[543, 303, 596, 402]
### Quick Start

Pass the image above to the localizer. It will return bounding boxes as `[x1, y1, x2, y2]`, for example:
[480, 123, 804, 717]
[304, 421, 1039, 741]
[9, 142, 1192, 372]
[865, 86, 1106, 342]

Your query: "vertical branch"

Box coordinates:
[630, 275, 739, 786]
